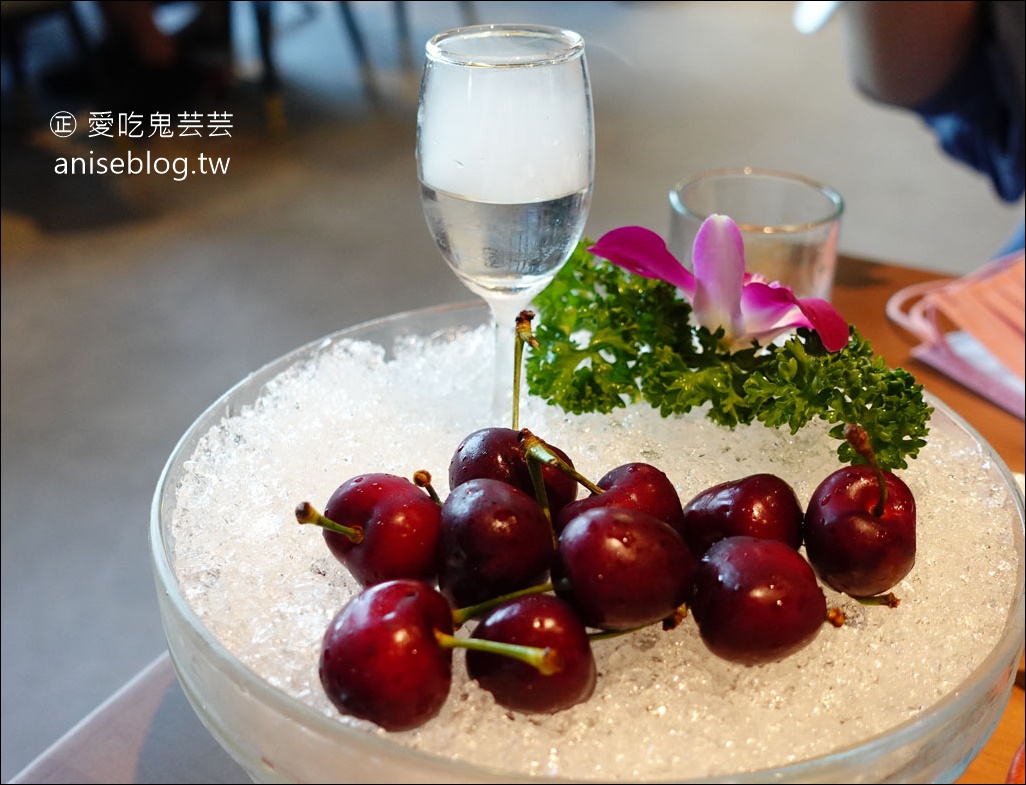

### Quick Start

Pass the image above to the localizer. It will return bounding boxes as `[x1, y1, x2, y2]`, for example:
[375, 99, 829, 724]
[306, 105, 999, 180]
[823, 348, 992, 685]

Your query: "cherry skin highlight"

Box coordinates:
[319, 473, 442, 587]
[467, 594, 597, 714]
[680, 473, 804, 557]
[436, 477, 555, 607]
[690, 536, 827, 666]
[553, 506, 694, 631]
[319, 579, 454, 732]
[449, 426, 578, 517]
[555, 462, 686, 536]
[804, 465, 916, 597]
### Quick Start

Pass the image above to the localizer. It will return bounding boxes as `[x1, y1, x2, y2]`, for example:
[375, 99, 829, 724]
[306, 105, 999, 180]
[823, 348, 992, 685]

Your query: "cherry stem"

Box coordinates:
[435, 630, 564, 676]
[857, 592, 901, 608]
[843, 423, 888, 516]
[412, 470, 442, 506]
[519, 428, 605, 496]
[451, 581, 555, 628]
[526, 453, 555, 539]
[512, 311, 538, 431]
[294, 501, 363, 543]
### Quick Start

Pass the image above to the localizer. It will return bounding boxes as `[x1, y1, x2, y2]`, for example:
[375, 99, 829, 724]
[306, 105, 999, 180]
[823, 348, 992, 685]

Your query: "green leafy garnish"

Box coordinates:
[526, 241, 932, 470]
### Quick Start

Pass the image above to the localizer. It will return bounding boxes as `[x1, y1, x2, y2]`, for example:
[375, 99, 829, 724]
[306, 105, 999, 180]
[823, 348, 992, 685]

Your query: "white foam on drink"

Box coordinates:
[169, 325, 1021, 781]
[418, 62, 592, 202]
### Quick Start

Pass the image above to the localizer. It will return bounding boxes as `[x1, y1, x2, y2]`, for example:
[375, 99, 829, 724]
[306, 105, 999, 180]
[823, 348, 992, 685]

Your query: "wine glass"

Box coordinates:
[416, 23, 594, 419]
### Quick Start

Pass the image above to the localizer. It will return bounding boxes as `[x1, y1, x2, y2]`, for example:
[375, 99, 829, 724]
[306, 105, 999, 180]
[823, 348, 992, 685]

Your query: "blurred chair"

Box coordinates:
[393, 1, 478, 70]
[251, 1, 374, 134]
[0, 1, 96, 127]
[251, 1, 476, 134]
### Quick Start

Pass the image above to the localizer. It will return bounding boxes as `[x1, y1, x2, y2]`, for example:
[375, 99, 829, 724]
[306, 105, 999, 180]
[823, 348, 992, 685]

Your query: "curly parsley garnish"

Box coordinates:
[525, 241, 932, 471]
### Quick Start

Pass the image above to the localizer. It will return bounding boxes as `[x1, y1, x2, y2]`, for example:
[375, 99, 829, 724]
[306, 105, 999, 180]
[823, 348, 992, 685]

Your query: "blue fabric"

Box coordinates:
[911, 4, 1025, 257]
[914, 36, 1024, 205]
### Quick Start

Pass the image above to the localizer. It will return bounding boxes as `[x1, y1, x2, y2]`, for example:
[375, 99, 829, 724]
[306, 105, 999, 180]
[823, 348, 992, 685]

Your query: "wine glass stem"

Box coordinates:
[489, 296, 530, 427]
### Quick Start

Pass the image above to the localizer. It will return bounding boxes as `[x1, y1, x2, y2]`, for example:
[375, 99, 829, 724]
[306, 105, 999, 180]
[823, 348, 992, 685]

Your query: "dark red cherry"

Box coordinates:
[690, 536, 827, 666]
[436, 478, 555, 607]
[553, 506, 693, 631]
[467, 594, 597, 714]
[319, 579, 454, 731]
[449, 427, 578, 517]
[555, 462, 685, 535]
[299, 472, 442, 587]
[680, 473, 803, 557]
[804, 464, 916, 597]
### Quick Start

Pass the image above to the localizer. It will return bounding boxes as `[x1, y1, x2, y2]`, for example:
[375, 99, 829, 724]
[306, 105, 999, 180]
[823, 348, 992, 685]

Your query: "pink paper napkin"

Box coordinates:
[886, 252, 1025, 420]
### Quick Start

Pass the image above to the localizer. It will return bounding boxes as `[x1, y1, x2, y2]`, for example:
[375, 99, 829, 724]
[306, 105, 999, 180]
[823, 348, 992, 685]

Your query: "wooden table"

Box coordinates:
[831, 256, 1025, 785]
[11, 255, 1025, 784]
[832, 256, 1024, 475]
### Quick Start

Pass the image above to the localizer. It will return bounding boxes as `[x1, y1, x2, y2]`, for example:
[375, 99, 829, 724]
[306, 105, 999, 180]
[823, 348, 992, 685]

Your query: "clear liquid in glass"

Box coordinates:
[419, 183, 590, 302]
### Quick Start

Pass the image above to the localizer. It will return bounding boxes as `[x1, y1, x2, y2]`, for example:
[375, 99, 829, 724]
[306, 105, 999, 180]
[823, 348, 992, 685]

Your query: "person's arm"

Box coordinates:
[840, 1, 983, 108]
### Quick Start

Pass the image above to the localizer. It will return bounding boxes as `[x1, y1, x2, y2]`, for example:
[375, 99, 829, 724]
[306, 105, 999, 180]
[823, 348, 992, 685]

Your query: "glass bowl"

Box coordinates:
[150, 302, 1024, 784]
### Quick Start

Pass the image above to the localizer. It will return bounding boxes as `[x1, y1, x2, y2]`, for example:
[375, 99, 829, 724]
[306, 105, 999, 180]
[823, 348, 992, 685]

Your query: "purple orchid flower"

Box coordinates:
[588, 217, 849, 352]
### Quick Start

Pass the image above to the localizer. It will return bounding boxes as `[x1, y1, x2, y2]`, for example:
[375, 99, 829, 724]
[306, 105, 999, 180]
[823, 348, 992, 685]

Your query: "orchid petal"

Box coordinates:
[792, 296, 851, 352]
[591, 219, 850, 353]
[589, 226, 695, 295]
[740, 282, 849, 351]
[740, 282, 808, 329]
[692, 215, 745, 340]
